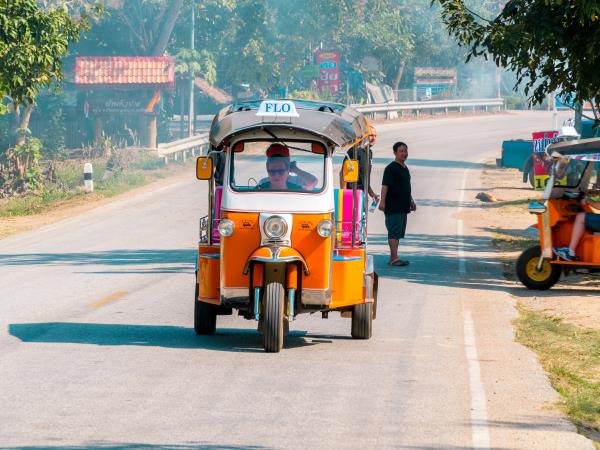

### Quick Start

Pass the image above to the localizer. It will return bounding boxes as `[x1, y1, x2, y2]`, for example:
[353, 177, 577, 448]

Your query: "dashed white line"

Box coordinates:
[458, 168, 491, 449]
[464, 310, 491, 450]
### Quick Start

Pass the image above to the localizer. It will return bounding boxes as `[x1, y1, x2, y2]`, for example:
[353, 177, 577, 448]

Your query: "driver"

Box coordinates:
[554, 193, 600, 261]
[257, 144, 318, 190]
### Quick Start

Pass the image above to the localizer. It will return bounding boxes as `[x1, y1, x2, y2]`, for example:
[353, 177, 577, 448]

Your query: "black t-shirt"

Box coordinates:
[346, 147, 372, 191]
[382, 161, 411, 214]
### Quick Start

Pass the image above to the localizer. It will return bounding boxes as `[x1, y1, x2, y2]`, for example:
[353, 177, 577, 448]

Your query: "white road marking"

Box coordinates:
[464, 310, 491, 450]
[458, 168, 491, 449]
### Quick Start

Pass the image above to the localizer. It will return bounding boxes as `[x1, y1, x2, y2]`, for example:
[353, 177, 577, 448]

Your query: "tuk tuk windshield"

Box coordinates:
[553, 158, 594, 188]
[230, 141, 325, 192]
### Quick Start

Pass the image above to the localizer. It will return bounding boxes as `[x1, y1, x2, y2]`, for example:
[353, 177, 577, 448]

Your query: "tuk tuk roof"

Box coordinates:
[208, 99, 370, 149]
[547, 137, 600, 160]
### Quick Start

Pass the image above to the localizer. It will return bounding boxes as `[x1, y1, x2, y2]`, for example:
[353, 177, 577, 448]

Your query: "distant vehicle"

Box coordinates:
[497, 119, 599, 186]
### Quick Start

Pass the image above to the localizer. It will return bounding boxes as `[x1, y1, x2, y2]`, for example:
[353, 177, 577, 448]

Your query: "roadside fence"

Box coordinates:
[153, 98, 505, 164]
[151, 132, 209, 164]
[351, 98, 505, 120]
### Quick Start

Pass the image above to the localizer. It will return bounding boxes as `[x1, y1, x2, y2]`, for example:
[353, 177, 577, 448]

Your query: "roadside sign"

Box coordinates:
[316, 51, 340, 95]
[532, 131, 559, 189]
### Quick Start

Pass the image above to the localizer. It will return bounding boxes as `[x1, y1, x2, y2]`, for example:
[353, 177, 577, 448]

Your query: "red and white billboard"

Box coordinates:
[532, 130, 560, 190]
[316, 51, 340, 95]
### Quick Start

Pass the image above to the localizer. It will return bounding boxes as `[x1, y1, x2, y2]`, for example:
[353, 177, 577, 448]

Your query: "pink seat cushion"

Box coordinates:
[333, 189, 364, 246]
[212, 186, 223, 243]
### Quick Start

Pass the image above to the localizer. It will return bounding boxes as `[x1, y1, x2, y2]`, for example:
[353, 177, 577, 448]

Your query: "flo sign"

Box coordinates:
[256, 100, 299, 118]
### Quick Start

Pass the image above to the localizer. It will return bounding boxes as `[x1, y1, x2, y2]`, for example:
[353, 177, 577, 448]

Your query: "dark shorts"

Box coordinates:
[385, 213, 408, 240]
[585, 213, 600, 232]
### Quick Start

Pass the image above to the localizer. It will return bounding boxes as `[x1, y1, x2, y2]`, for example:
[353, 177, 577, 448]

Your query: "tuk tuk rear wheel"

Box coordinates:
[516, 246, 561, 290]
[194, 284, 217, 335]
[263, 282, 285, 353]
[351, 302, 373, 339]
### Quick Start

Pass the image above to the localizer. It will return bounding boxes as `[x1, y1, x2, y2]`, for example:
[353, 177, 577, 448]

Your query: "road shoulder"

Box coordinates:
[461, 162, 598, 447]
[0, 164, 194, 240]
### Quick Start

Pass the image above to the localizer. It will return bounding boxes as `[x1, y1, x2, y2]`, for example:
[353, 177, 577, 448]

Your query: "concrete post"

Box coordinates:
[84, 163, 93, 193]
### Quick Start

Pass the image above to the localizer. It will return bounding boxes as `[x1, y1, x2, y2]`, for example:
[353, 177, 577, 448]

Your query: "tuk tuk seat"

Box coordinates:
[212, 186, 223, 244]
[333, 188, 365, 246]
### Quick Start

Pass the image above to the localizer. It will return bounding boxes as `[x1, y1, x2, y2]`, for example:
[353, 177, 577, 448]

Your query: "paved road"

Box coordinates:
[0, 111, 593, 449]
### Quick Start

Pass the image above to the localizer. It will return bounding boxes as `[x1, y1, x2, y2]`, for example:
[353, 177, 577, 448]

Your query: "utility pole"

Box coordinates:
[188, 2, 195, 137]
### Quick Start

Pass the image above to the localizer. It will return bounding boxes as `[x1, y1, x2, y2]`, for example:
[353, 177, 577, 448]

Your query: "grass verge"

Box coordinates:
[492, 227, 600, 443]
[515, 306, 600, 442]
[0, 155, 187, 218]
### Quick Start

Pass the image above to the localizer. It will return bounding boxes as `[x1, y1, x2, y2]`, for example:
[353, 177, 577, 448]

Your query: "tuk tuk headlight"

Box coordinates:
[264, 216, 288, 240]
[317, 219, 333, 237]
[218, 218, 235, 237]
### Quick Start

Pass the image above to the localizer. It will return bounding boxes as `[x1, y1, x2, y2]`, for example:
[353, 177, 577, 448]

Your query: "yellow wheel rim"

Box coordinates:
[525, 258, 552, 282]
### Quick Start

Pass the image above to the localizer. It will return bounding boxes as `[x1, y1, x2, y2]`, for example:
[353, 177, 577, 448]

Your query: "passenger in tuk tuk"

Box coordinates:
[257, 143, 318, 191]
[554, 194, 600, 261]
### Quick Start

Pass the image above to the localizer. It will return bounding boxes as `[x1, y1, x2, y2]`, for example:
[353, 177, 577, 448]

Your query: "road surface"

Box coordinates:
[0, 111, 593, 449]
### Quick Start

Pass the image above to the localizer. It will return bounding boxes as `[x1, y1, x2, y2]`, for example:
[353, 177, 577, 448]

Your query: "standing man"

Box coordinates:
[378, 141, 416, 266]
[340, 125, 379, 202]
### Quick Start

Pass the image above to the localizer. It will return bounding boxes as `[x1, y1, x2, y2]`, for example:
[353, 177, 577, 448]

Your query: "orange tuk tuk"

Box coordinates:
[193, 99, 378, 352]
[517, 137, 600, 289]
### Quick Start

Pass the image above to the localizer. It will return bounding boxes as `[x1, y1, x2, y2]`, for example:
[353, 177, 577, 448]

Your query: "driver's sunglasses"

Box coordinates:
[268, 169, 287, 176]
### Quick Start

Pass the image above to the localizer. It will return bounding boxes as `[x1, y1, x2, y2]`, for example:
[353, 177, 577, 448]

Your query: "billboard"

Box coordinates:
[316, 51, 340, 95]
[532, 131, 560, 190]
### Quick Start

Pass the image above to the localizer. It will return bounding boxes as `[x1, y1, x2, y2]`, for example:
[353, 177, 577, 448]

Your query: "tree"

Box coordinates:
[435, 0, 600, 119]
[0, 0, 88, 145]
[74, 0, 184, 56]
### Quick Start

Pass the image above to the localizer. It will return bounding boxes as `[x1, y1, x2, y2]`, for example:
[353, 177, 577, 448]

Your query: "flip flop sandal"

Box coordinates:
[390, 259, 409, 266]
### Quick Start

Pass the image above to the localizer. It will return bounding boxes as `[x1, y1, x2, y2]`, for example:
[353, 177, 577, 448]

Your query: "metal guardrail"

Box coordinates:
[153, 98, 504, 163]
[152, 132, 209, 163]
[351, 98, 505, 119]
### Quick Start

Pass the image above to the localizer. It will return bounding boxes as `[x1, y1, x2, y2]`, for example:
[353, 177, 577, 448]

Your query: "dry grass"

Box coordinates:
[516, 306, 600, 441]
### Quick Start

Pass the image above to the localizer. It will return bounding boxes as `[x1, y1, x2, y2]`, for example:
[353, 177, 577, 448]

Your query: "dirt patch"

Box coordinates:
[0, 164, 193, 240]
[462, 162, 600, 329]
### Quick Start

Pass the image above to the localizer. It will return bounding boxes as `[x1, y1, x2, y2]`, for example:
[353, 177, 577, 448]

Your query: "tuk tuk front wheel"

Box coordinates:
[516, 246, 561, 290]
[194, 284, 217, 335]
[263, 282, 284, 353]
[351, 302, 373, 339]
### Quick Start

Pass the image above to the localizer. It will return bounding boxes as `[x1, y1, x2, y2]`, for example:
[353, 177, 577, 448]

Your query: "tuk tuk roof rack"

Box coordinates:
[208, 99, 370, 150]
[547, 137, 600, 157]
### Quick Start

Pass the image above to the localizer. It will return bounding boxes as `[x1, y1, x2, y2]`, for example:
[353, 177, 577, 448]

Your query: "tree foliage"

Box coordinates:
[0, 0, 87, 107]
[435, 0, 600, 108]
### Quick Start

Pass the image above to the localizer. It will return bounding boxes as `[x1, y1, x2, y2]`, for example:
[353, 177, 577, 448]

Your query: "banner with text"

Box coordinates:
[316, 51, 340, 95]
[532, 130, 559, 190]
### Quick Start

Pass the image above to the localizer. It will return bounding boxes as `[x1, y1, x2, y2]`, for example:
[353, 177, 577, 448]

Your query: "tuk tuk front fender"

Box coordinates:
[243, 246, 309, 275]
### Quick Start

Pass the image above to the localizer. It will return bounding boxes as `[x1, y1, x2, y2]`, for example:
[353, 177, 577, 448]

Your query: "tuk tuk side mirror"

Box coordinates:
[196, 156, 214, 180]
[342, 159, 359, 183]
[233, 142, 244, 152]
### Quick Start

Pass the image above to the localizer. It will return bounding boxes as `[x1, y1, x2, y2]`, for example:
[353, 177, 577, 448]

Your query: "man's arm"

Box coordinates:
[378, 185, 388, 211]
[290, 161, 318, 189]
[410, 195, 417, 212]
[583, 197, 600, 210]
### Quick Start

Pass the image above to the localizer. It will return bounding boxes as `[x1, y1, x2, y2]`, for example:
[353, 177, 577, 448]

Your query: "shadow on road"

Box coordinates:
[7, 322, 337, 352]
[3, 444, 269, 450]
[371, 157, 490, 170]
[0, 249, 196, 274]
[369, 233, 513, 292]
